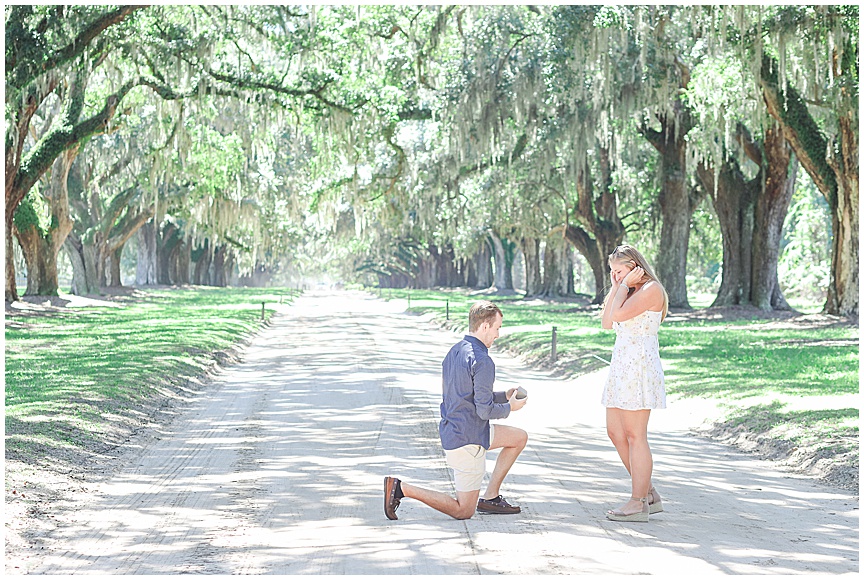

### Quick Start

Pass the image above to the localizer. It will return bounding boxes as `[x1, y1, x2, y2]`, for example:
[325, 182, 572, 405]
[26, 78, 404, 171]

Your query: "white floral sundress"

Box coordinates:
[601, 309, 666, 410]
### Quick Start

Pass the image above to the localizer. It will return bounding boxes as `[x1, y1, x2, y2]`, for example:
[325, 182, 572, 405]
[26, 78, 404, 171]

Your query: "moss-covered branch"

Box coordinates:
[5, 5, 146, 93]
[759, 54, 838, 207]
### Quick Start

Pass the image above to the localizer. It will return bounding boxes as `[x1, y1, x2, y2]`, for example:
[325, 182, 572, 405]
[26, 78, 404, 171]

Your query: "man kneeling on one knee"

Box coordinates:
[385, 301, 528, 520]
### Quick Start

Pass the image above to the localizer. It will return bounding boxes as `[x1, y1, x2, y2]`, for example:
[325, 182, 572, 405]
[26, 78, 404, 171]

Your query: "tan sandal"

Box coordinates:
[607, 497, 649, 522]
[648, 486, 663, 514]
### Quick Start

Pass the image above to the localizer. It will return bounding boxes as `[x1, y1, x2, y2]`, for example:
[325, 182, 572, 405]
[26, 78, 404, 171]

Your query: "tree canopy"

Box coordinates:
[5, 4, 858, 316]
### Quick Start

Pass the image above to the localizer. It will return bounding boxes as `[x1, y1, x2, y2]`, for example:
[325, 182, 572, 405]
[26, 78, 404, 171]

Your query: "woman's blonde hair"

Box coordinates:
[607, 244, 669, 320]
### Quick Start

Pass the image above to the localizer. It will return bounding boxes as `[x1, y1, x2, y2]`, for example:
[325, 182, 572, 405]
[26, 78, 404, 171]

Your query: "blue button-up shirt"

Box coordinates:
[439, 335, 511, 450]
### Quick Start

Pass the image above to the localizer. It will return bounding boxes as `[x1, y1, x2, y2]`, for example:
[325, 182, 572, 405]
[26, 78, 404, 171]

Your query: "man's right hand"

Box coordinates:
[508, 391, 527, 411]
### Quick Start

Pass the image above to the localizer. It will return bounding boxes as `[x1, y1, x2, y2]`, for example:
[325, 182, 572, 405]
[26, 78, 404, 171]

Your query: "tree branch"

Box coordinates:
[734, 122, 763, 166]
[8, 5, 147, 93]
[106, 205, 154, 255]
[199, 63, 360, 114]
[759, 54, 837, 205]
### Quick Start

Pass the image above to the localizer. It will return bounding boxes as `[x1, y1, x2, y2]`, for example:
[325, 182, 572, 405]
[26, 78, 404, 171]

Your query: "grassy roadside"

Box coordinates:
[5, 287, 297, 473]
[4, 284, 857, 491]
[372, 287, 859, 490]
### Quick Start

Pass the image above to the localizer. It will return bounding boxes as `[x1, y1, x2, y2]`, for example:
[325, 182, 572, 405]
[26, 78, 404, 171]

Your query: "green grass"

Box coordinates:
[5, 287, 298, 467]
[376, 287, 858, 456]
[722, 402, 858, 457]
[660, 326, 857, 398]
[6, 285, 857, 479]
[381, 287, 857, 398]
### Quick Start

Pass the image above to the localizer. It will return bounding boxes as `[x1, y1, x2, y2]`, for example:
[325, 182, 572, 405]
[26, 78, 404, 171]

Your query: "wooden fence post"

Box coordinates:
[551, 326, 558, 363]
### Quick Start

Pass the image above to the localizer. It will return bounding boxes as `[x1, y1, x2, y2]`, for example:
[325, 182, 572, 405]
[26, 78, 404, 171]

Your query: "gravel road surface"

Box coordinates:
[25, 291, 858, 575]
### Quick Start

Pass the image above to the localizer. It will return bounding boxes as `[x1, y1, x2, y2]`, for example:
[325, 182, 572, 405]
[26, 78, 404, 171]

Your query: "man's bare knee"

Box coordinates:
[504, 428, 528, 452]
[453, 505, 476, 520]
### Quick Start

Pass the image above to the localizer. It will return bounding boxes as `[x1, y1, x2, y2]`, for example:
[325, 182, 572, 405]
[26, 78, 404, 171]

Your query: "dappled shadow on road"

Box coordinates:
[28, 293, 859, 575]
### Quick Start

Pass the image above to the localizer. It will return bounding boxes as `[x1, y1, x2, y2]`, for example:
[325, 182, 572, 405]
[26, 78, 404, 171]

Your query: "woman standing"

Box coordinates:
[600, 245, 669, 522]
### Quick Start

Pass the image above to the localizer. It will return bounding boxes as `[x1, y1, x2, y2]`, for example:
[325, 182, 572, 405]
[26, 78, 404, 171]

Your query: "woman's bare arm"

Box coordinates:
[610, 281, 664, 323]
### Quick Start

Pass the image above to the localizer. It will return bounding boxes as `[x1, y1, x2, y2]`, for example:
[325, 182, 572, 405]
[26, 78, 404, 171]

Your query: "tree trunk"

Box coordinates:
[136, 220, 158, 285]
[106, 245, 123, 287]
[157, 221, 180, 285]
[566, 247, 576, 295]
[760, 55, 858, 316]
[193, 240, 212, 285]
[171, 237, 190, 285]
[65, 237, 91, 296]
[540, 235, 570, 297]
[12, 148, 78, 296]
[561, 146, 625, 304]
[64, 232, 101, 295]
[100, 204, 153, 288]
[489, 232, 514, 290]
[212, 244, 228, 287]
[521, 237, 542, 296]
[550, 236, 572, 296]
[751, 126, 796, 310]
[5, 75, 60, 302]
[438, 244, 453, 287]
[824, 113, 859, 316]
[222, 249, 235, 287]
[416, 252, 434, 288]
[564, 224, 607, 304]
[697, 123, 795, 311]
[698, 160, 756, 307]
[6, 229, 19, 301]
[442, 245, 460, 286]
[238, 262, 268, 287]
[473, 240, 494, 289]
[428, 244, 459, 287]
[14, 224, 45, 296]
[643, 112, 699, 309]
[461, 257, 478, 288]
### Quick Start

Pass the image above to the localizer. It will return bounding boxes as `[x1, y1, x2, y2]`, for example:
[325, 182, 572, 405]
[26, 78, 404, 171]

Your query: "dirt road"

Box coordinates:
[21, 291, 858, 574]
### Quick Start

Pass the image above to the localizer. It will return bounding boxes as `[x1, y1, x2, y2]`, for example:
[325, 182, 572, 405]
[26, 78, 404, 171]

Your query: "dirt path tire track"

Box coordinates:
[18, 291, 859, 575]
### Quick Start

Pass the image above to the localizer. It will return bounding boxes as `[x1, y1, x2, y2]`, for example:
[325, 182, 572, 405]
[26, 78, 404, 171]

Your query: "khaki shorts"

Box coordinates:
[444, 424, 495, 492]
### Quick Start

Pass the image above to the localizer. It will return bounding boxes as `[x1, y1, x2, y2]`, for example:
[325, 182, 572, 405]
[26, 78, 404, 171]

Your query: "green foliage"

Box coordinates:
[778, 173, 832, 307]
[12, 188, 50, 235]
[760, 54, 838, 203]
[685, 197, 722, 294]
[593, 6, 629, 30]
[5, 3, 852, 308]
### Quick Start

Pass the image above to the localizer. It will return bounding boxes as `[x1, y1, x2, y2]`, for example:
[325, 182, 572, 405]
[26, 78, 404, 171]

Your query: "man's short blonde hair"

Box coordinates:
[468, 301, 502, 332]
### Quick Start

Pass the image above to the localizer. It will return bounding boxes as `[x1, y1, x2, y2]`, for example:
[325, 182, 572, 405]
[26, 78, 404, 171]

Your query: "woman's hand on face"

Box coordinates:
[622, 266, 644, 288]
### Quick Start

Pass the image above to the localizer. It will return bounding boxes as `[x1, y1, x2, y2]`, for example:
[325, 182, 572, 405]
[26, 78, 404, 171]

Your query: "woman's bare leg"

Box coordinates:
[606, 407, 653, 515]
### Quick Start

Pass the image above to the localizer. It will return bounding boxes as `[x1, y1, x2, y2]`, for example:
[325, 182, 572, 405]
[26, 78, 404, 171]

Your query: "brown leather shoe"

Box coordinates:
[477, 495, 521, 514]
[384, 476, 401, 520]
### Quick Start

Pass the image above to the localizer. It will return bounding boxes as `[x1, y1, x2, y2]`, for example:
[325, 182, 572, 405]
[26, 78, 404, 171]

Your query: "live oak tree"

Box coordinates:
[6, 5, 854, 311]
[700, 5, 859, 315]
[6, 5, 416, 297]
[687, 55, 797, 311]
[756, 10, 859, 316]
[5, 5, 146, 300]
